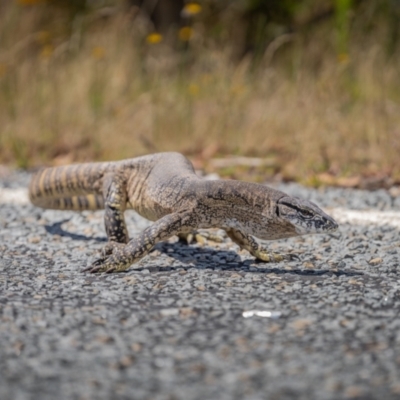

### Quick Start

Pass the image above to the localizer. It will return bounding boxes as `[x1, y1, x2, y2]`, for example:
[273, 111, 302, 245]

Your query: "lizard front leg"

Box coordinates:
[226, 228, 295, 263]
[85, 212, 197, 273]
[89, 172, 130, 266]
[103, 172, 129, 244]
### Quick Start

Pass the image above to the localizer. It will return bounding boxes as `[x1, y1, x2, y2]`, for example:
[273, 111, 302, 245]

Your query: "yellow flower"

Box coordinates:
[188, 83, 199, 96]
[338, 53, 349, 64]
[146, 33, 163, 45]
[231, 85, 246, 96]
[92, 46, 106, 60]
[179, 27, 193, 42]
[182, 3, 202, 17]
[40, 45, 53, 59]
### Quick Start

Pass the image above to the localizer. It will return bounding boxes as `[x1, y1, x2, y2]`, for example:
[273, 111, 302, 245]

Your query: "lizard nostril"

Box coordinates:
[330, 220, 338, 230]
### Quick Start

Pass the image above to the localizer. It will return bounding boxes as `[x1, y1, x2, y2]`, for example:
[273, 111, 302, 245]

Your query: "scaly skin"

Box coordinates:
[29, 152, 338, 273]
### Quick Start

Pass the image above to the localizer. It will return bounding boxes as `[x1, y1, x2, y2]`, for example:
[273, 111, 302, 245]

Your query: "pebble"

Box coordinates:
[369, 257, 383, 265]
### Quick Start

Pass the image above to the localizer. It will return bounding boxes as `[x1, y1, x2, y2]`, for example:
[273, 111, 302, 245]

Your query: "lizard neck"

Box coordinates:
[195, 179, 298, 239]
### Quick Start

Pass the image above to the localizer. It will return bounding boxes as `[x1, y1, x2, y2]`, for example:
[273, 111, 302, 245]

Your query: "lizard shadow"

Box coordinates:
[43, 221, 362, 278]
[44, 219, 106, 243]
[152, 241, 363, 278]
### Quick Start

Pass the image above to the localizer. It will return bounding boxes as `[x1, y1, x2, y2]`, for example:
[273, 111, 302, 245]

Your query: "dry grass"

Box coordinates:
[1, 2, 400, 184]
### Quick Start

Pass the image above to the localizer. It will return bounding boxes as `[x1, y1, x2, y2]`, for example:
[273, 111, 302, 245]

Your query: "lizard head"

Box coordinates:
[276, 196, 338, 235]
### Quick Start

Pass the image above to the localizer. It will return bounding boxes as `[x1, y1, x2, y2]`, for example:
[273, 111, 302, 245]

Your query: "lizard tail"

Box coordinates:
[31, 194, 104, 210]
[29, 163, 107, 210]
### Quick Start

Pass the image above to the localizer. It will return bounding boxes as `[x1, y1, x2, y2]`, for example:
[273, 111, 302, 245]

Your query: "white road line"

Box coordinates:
[0, 188, 29, 205]
[329, 208, 400, 228]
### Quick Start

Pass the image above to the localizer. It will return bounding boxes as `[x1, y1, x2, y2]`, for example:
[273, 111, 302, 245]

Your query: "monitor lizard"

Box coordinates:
[29, 152, 338, 273]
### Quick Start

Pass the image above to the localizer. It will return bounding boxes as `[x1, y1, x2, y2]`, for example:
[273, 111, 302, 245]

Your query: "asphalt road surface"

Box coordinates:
[1, 169, 400, 400]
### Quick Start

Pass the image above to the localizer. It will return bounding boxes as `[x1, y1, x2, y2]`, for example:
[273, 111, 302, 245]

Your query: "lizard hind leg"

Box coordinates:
[226, 228, 295, 263]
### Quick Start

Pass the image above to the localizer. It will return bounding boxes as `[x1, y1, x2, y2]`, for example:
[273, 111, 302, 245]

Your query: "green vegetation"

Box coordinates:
[0, 0, 400, 185]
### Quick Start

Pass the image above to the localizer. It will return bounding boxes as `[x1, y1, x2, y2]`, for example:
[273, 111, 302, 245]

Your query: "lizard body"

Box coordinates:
[29, 152, 338, 273]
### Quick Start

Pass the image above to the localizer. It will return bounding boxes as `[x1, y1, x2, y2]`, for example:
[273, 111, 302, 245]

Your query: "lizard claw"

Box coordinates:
[83, 255, 113, 273]
[252, 248, 300, 263]
[82, 255, 110, 272]
[84, 255, 131, 273]
[82, 262, 106, 273]
[284, 253, 301, 261]
[90, 257, 107, 267]
[179, 230, 226, 245]
[82, 266, 98, 273]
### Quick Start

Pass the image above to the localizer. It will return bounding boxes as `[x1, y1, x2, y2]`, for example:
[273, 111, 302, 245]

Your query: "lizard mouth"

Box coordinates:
[293, 216, 339, 235]
[321, 216, 339, 232]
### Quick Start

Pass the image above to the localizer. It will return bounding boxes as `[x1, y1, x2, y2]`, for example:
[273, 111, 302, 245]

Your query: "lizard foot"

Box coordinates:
[100, 241, 126, 257]
[179, 230, 226, 245]
[83, 256, 131, 273]
[253, 248, 300, 263]
[83, 242, 130, 273]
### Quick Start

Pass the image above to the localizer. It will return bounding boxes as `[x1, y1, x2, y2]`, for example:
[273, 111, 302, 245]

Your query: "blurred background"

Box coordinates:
[0, 0, 399, 186]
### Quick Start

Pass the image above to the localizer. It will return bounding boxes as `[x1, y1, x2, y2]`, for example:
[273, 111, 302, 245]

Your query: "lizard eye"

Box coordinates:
[275, 205, 280, 217]
[301, 209, 313, 217]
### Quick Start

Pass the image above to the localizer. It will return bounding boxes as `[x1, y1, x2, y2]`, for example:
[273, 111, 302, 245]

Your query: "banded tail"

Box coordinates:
[29, 163, 108, 210]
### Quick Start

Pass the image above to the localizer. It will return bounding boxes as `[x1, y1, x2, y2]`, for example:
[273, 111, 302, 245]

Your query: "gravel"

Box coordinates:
[1, 171, 400, 400]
